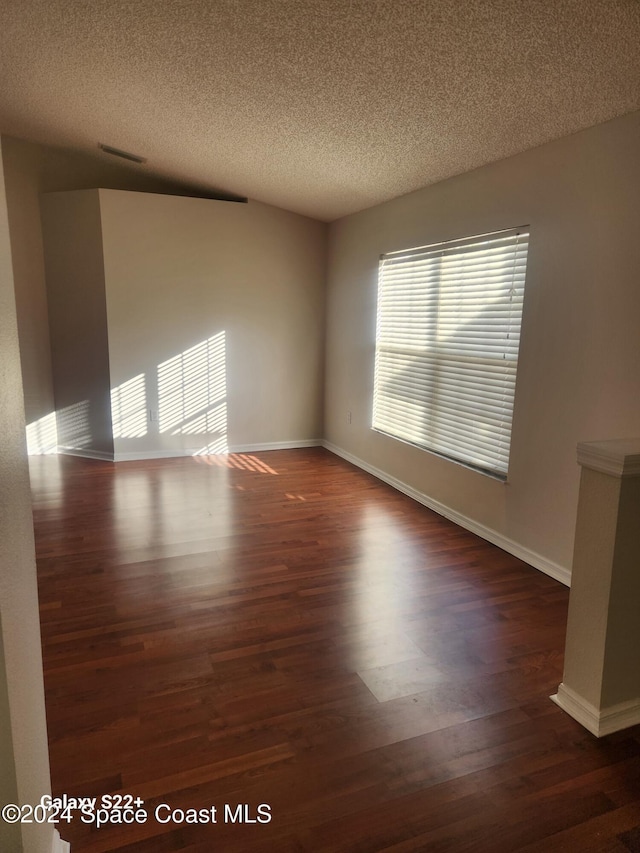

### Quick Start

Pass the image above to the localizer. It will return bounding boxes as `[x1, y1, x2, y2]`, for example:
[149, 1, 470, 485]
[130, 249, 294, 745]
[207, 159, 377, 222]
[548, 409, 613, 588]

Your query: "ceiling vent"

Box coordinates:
[98, 143, 147, 164]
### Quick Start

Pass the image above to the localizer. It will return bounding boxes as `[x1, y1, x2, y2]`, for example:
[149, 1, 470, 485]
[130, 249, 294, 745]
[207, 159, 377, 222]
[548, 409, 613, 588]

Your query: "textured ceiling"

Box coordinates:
[1, 0, 640, 221]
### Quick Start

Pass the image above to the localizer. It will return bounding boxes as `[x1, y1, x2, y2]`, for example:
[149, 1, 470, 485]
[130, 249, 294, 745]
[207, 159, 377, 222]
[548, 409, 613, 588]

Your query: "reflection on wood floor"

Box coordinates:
[30, 448, 640, 852]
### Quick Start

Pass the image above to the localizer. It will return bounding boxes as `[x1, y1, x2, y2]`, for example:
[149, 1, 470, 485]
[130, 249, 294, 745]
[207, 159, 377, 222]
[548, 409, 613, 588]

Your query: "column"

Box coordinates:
[552, 438, 640, 736]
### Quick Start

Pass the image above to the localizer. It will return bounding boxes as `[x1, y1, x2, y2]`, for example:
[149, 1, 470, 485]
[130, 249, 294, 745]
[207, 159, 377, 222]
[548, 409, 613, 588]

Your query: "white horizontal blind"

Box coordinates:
[373, 228, 529, 478]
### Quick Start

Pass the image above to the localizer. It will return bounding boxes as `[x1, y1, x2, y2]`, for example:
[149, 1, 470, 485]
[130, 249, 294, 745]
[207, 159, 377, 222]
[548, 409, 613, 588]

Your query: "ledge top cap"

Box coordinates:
[577, 438, 640, 478]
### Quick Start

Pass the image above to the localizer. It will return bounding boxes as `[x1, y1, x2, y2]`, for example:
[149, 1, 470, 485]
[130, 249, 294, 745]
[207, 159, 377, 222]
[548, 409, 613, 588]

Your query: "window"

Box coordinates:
[373, 227, 529, 479]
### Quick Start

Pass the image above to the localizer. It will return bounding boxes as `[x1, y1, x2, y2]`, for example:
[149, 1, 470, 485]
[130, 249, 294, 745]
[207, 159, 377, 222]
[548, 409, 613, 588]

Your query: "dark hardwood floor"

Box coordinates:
[30, 448, 640, 852]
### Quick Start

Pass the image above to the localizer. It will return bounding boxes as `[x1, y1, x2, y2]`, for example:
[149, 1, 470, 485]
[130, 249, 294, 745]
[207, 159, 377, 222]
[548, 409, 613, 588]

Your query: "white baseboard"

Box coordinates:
[57, 446, 114, 462]
[52, 828, 71, 852]
[113, 439, 322, 462]
[114, 448, 191, 461]
[229, 439, 322, 452]
[322, 440, 571, 587]
[551, 682, 640, 737]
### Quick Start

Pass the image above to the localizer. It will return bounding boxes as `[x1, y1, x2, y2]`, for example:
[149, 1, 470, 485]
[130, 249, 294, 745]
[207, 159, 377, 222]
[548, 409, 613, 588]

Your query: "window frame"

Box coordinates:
[372, 226, 530, 480]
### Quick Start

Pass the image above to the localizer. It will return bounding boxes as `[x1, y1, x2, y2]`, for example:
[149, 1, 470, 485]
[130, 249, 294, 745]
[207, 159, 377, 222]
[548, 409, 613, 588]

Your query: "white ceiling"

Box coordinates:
[1, 0, 639, 222]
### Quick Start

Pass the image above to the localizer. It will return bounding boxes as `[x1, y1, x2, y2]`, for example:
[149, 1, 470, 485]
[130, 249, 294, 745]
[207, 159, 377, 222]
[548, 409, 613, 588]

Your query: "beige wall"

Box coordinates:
[602, 474, 640, 707]
[0, 622, 20, 852]
[99, 189, 326, 457]
[6, 134, 326, 460]
[1, 135, 239, 442]
[324, 110, 640, 577]
[562, 467, 621, 707]
[0, 138, 54, 853]
[37, 187, 326, 458]
[41, 190, 114, 458]
[1, 139, 54, 432]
